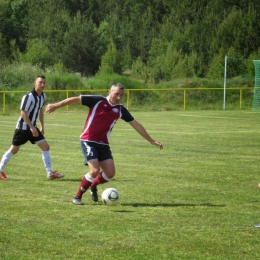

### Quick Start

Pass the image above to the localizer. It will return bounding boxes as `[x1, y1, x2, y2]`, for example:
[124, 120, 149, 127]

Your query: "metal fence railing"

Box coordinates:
[0, 87, 254, 114]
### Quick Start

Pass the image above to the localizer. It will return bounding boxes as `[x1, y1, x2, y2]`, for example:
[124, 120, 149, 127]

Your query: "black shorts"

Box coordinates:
[12, 128, 45, 146]
[80, 141, 113, 164]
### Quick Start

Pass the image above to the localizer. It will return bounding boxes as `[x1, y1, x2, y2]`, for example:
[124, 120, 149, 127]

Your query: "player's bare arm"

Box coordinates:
[39, 109, 44, 134]
[129, 120, 163, 150]
[45, 96, 81, 114]
[21, 110, 39, 137]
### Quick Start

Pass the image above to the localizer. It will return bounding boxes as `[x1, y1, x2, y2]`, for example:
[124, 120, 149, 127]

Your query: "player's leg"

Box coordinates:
[91, 158, 115, 186]
[0, 128, 24, 180]
[0, 145, 20, 180]
[73, 141, 99, 205]
[88, 143, 115, 201]
[73, 158, 100, 203]
[34, 128, 63, 179]
[88, 159, 115, 202]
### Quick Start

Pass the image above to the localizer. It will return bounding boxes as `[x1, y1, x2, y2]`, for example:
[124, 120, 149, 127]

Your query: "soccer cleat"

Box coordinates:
[90, 186, 98, 202]
[0, 172, 9, 180]
[72, 196, 84, 205]
[48, 171, 64, 180]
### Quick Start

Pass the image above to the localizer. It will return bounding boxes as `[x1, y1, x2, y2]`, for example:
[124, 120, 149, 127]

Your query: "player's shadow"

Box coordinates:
[120, 203, 225, 208]
[58, 178, 82, 182]
[60, 178, 129, 182]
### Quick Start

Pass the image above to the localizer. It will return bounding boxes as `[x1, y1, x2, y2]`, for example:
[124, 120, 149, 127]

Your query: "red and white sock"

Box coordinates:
[75, 173, 94, 197]
[91, 171, 111, 188]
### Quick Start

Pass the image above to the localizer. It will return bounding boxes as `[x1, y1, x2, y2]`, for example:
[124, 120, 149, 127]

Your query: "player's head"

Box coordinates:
[109, 83, 125, 105]
[36, 74, 46, 80]
[111, 83, 124, 91]
[34, 74, 46, 92]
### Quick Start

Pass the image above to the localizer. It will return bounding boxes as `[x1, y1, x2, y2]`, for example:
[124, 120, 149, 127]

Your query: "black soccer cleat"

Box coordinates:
[90, 186, 98, 202]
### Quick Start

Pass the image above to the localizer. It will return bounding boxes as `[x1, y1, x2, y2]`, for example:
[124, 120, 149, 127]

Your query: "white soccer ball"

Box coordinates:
[102, 188, 120, 206]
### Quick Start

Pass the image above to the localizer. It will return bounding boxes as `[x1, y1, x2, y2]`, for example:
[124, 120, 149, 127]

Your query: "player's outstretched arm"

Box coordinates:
[45, 96, 81, 114]
[129, 120, 163, 150]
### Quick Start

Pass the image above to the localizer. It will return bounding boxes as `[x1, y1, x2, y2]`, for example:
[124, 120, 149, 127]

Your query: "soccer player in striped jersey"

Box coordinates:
[45, 83, 163, 205]
[0, 75, 63, 180]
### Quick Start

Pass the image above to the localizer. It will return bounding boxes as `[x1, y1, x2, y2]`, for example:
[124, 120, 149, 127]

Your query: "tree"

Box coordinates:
[20, 39, 54, 69]
[0, 0, 28, 60]
[62, 13, 101, 75]
[98, 41, 120, 75]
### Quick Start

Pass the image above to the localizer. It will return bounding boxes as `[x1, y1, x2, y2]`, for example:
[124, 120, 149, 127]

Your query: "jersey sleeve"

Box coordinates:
[80, 95, 105, 107]
[121, 106, 135, 122]
[20, 93, 34, 111]
[41, 93, 46, 108]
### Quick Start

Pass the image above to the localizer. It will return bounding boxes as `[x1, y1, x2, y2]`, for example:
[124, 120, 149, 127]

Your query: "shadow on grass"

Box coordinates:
[57, 178, 82, 182]
[50, 178, 130, 182]
[121, 203, 226, 208]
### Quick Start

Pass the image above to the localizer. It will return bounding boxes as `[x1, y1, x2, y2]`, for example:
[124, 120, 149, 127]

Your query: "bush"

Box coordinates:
[0, 63, 42, 89]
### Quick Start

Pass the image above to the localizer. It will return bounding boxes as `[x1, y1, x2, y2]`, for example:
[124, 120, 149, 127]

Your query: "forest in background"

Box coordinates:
[0, 0, 260, 86]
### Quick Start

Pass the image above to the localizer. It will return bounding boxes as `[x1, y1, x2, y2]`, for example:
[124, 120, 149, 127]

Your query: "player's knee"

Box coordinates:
[39, 142, 50, 151]
[104, 171, 115, 179]
[90, 169, 100, 178]
[10, 146, 19, 154]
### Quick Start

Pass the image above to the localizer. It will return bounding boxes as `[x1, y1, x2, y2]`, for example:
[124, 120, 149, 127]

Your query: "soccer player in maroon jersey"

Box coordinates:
[45, 83, 163, 205]
[0, 75, 64, 180]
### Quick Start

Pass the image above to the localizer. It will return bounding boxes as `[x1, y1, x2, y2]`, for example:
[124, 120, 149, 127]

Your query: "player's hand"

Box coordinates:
[45, 104, 55, 114]
[30, 127, 39, 137]
[40, 127, 44, 135]
[152, 140, 163, 150]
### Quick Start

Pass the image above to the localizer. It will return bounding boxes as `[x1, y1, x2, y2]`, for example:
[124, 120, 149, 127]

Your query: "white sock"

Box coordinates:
[85, 172, 94, 182]
[0, 150, 13, 172]
[102, 171, 111, 181]
[42, 151, 52, 174]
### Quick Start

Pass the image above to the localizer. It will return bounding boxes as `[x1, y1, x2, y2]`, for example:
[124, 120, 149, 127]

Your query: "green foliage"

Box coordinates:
[0, 32, 9, 61]
[212, 6, 259, 58]
[98, 41, 121, 75]
[247, 48, 260, 76]
[47, 74, 85, 90]
[121, 44, 132, 72]
[0, 64, 254, 112]
[0, 1, 260, 82]
[0, 63, 42, 89]
[225, 48, 247, 77]
[147, 38, 167, 83]
[85, 73, 147, 90]
[131, 57, 148, 83]
[62, 12, 101, 75]
[0, 0, 28, 61]
[53, 61, 67, 74]
[206, 49, 226, 79]
[97, 21, 111, 48]
[20, 39, 54, 69]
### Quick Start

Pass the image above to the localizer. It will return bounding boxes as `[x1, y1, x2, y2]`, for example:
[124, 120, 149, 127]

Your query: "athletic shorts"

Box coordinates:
[80, 141, 113, 165]
[12, 128, 45, 146]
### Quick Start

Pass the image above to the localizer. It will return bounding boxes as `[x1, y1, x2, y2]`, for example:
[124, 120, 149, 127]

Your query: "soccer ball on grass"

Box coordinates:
[102, 188, 120, 206]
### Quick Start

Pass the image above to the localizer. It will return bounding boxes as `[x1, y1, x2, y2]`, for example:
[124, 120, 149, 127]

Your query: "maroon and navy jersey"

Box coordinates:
[80, 95, 134, 145]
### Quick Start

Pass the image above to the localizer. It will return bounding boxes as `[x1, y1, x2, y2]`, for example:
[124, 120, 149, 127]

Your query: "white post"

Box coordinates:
[223, 55, 228, 110]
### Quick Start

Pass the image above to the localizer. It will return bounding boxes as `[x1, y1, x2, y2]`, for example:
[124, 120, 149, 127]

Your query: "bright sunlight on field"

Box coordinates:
[1, 110, 260, 259]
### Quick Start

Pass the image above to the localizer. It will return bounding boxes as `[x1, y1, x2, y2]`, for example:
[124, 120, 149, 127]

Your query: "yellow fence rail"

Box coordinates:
[0, 87, 254, 114]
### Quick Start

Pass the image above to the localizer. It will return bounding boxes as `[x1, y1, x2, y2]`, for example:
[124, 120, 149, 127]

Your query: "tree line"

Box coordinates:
[0, 0, 260, 83]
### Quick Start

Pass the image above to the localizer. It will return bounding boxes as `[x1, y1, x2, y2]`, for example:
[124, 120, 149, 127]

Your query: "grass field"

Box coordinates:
[1, 110, 260, 260]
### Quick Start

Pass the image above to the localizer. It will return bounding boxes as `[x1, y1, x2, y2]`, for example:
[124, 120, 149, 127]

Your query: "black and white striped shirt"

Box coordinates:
[16, 89, 46, 130]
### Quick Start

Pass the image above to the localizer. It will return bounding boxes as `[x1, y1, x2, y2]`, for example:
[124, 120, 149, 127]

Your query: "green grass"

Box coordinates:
[1, 110, 260, 259]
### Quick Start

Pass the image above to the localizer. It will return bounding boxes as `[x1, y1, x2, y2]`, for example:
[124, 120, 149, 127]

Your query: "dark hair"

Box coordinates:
[36, 74, 46, 80]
